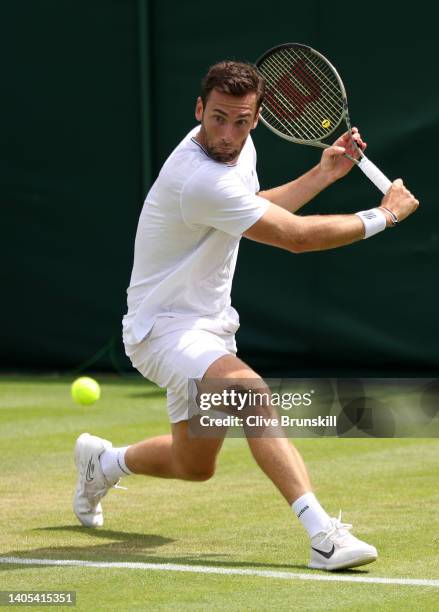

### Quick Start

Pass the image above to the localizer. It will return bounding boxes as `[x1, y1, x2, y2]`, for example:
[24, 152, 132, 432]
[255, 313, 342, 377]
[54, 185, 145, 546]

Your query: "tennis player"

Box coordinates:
[73, 61, 418, 571]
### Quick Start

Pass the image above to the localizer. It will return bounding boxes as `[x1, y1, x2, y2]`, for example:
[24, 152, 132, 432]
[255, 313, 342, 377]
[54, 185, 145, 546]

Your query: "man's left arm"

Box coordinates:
[258, 128, 365, 214]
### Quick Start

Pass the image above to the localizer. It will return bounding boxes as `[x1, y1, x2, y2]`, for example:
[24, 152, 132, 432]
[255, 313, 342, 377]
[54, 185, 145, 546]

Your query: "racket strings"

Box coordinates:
[289, 49, 342, 99]
[262, 57, 330, 137]
[258, 55, 315, 137]
[262, 60, 339, 140]
[274, 58, 321, 110]
[261, 62, 335, 139]
[258, 46, 345, 141]
[282, 49, 343, 117]
[264, 55, 341, 136]
[265, 52, 342, 132]
[282, 47, 343, 109]
[262, 61, 320, 139]
[266, 57, 323, 119]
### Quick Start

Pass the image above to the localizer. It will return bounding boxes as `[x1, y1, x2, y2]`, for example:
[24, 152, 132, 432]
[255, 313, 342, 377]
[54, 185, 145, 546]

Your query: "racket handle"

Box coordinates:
[357, 156, 392, 194]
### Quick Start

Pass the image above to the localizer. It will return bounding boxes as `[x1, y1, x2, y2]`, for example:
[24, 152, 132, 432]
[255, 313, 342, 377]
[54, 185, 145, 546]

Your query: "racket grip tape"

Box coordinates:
[357, 156, 392, 194]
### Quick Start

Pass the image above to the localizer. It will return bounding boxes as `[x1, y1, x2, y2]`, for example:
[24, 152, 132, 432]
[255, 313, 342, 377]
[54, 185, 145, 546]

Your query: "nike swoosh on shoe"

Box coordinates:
[311, 545, 335, 559]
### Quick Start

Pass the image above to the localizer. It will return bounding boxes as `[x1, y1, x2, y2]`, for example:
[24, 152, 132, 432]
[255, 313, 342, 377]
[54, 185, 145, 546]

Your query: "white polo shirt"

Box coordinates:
[122, 126, 269, 345]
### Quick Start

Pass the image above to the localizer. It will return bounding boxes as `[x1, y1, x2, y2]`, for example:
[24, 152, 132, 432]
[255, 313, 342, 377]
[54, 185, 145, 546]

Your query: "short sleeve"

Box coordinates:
[181, 164, 269, 237]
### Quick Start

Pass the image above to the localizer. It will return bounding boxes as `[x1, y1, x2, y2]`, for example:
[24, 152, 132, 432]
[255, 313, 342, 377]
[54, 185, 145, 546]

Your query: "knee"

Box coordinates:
[179, 463, 216, 482]
[235, 382, 275, 418]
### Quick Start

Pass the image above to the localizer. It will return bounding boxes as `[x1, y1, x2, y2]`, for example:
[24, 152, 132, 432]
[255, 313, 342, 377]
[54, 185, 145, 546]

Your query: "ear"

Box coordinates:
[195, 96, 204, 122]
[252, 109, 260, 130]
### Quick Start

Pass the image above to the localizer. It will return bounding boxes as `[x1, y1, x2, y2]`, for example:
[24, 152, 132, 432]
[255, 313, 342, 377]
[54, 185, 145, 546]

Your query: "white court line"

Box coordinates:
[1, 557, 439, 588]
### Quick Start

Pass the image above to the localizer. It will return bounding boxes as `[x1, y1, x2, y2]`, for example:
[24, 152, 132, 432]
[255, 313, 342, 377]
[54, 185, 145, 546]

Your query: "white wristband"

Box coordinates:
[355, 208, 387, 239]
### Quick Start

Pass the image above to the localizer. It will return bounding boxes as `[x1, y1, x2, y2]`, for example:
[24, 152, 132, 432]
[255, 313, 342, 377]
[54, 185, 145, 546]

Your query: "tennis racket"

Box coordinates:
[255, 43, 392, 194]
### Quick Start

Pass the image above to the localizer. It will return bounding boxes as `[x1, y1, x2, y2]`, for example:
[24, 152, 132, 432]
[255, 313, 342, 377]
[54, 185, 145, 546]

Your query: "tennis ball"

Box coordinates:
[322, 119, 331, 129]
[71, 377, 101, 406]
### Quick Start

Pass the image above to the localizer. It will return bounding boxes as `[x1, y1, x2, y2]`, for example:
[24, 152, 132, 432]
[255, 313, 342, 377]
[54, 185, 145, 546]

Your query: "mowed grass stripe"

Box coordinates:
[1, 557, 439, 588]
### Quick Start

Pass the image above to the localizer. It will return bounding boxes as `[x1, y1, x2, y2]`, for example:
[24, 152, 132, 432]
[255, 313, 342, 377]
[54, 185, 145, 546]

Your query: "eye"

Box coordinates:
[236, 119, 248, 126]
[214, 115, 225, 124]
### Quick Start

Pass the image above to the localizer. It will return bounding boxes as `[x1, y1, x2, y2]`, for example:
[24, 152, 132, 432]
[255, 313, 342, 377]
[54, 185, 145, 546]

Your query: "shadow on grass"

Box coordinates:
[36, 526, 173, 546]
[0, 526, 371, 575]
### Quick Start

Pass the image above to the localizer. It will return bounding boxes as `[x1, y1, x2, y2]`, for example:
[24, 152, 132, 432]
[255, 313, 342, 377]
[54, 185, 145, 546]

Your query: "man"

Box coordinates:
[73, 61, 418, 571]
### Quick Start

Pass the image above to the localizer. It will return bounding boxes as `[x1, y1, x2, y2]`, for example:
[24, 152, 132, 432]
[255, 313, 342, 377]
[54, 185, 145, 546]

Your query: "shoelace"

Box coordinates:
[319, 511, 353, 546]
[114, 480, 127, 491]
[94, 478, 127, 498]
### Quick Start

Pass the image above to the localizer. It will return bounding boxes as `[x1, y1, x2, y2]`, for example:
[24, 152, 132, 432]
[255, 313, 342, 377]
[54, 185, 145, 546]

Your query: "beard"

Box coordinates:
[195, 119, 249, 163]
[204, 143, 241, 163]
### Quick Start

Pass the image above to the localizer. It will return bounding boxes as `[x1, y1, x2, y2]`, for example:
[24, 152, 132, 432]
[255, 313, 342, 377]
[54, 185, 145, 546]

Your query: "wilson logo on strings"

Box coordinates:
[265, 59, 321, 121]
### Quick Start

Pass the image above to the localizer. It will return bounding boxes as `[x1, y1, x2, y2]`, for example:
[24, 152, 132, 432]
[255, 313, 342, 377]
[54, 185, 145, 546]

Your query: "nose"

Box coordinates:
[220, 124, 234, 144]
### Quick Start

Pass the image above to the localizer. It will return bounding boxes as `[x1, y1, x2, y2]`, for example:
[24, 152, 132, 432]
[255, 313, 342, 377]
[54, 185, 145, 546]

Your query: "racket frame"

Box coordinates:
[256, 42, 393, 193]
[256, 42, 362, 163]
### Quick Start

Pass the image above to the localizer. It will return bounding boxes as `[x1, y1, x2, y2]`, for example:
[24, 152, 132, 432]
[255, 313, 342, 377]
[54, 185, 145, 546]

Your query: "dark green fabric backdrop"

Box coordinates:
[1, 0, 438, 375]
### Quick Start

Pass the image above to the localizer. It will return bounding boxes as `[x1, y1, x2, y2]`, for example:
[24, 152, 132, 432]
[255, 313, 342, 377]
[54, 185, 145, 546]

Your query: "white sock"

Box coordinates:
[292, 492, 332, 538]
[99, 446, 133, 483]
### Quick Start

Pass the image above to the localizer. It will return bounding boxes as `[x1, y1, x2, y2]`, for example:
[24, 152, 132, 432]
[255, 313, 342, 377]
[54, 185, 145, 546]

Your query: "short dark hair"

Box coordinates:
[200, 61, 266, 110]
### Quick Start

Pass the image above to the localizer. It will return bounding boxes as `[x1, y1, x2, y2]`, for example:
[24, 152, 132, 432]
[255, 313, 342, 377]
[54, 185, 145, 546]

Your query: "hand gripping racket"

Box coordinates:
[256, 43, 392, 194]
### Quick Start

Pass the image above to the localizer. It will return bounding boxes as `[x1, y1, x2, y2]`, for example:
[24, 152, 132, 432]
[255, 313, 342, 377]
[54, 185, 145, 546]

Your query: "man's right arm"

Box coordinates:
[244, 179, 419, 253]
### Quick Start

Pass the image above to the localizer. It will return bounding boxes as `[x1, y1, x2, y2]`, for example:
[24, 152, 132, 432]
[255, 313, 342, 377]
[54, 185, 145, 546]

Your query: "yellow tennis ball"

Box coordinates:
[322, 119, 331, 129]
[71, 377, 101, 406]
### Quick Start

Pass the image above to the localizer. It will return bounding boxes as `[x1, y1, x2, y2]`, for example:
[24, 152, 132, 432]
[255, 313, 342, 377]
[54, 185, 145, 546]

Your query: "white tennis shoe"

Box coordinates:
[309, 512, 378, 571]
[73, 432, 122, 528]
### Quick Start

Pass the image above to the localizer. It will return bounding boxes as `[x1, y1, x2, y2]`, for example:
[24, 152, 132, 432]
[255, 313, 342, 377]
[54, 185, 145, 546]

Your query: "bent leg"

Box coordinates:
[246, 436, 311, 504]
[125, 421, 226, 481]
[202, 354, 311, 503]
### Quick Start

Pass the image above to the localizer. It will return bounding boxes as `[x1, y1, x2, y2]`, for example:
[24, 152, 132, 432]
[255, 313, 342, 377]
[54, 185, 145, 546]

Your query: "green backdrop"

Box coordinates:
[2, 0, 438, 375]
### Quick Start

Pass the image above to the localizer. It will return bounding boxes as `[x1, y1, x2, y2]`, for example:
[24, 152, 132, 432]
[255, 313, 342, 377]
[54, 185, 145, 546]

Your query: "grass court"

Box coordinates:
[1, 376, 438, 610]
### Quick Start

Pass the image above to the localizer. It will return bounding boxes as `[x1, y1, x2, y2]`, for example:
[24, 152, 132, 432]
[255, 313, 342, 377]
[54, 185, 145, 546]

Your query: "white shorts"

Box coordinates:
[123, 314, 239, 423]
